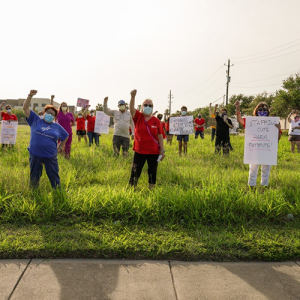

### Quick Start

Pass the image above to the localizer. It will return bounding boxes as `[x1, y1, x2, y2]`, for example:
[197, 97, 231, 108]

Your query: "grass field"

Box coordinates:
[0, 125, 299, 261]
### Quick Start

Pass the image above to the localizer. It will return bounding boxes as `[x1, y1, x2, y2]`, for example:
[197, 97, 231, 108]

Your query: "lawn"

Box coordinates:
[0, 125, 299, 261]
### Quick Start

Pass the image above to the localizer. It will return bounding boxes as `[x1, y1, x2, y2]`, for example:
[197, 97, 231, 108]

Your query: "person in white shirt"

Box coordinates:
[104, 97, 134, 157]
[287, 110, 300, 153]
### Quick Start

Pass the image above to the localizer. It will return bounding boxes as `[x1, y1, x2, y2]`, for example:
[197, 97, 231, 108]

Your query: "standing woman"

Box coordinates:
[129, 89, 165, 189]
[75, 112, 87, 143]
[83, 106, 99, 146]
[23, 90, 69, 188]
[165, 116, 173, 145]
[51, 96, 75, 159]
[235, 100, 281, 187]
[287, 110, 300, 153]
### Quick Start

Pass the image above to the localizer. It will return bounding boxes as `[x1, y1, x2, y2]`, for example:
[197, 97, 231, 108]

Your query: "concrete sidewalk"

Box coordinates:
[1, 260, 300, 300]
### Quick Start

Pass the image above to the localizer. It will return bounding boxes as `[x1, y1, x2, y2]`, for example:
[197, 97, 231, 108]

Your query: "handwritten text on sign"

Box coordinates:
[77, 98, 89, 108]
[94, 111, 110, 134]
[0, 121, 18, 145]
[244, 117, 279, 165]
[169, 116, 194, 135]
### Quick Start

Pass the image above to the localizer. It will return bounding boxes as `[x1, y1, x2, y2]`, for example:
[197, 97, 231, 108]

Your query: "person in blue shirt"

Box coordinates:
[23, 90, 69, 188]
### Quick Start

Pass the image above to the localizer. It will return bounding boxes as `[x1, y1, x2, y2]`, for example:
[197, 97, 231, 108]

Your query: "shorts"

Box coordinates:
[77, 130, 86, 136]
[288, 135, 300, 142]
[177, 135, 189, 142]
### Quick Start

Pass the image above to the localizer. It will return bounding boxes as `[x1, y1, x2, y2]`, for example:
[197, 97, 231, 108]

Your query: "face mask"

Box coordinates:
[90, 113, 94, 117]
[78, 115, 82, 118]
[143, 106, 152, 115]
[44, 113, 54, 123]
[119, 105, 125, 111]
[198, 115, 201, 119]
[6, 109, 11, 113]
[181, 111, 187, 116]
[295, 117, 300, 122]
[257, 111, 268, 117]
[221, 113, 227, 117]
[62, 107, 67, 112]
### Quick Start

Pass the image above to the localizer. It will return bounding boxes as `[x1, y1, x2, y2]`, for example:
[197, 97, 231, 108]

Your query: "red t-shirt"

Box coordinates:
[76, 117, 86, 131]
[133, 110, 162, 154]
[160, 121, 166, 139]
[165, 121, 170, 132]
[1, 112, 18, 121]
[86, 115, 96, 132]
[195, 118, 205, 131]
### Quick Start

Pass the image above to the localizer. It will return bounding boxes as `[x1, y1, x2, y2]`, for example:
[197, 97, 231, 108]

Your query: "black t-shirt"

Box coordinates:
[215, 114, 232, 138]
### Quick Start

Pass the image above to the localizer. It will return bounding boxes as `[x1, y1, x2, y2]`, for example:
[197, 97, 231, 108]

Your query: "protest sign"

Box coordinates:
[77, 98, 89, 108]
[207, 117, 216, 127]
[94, 111, 110, 134]
[244, 117, 279, 165]
[230, 118, 239, 135]
[0, 121, 18, 144]
[169, 116, 194, 135]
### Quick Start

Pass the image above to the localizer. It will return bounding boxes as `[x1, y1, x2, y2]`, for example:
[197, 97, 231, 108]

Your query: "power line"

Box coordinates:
[231, 38, 300, 59]
[234, 48, 300, 65]
[232, 70, 298, 84]
[231, 83, 282, 88]
[234, 42, 300, 63]
[189, 84, 226, 106]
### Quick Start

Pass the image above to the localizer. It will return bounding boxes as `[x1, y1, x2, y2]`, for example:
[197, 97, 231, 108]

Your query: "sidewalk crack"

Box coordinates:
[7, 259, 32, 300]
[168, 261, 179, 300]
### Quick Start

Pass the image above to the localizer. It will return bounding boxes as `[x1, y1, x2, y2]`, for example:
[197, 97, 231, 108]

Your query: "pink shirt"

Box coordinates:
[56, 111, 74, 134]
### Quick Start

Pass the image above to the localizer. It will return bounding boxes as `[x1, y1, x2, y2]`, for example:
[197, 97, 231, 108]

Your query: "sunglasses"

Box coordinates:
[144, 104, 153, 107]
[257, 108, 268, 112]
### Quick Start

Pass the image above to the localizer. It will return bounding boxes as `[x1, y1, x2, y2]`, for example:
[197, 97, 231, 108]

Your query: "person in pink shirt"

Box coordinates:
[51, 96, 75, 159]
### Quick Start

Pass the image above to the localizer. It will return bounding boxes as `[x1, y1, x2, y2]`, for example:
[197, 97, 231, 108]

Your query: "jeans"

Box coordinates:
[29, 154, 60, 188]
[129, 152, 159, 186]
[211, 128, 216, 141]
[87, 132, 99, 146]
[248, 164, 272, 186]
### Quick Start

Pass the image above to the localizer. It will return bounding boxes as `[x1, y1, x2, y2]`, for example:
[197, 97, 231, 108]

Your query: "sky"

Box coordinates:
[1, 0, 300, 113]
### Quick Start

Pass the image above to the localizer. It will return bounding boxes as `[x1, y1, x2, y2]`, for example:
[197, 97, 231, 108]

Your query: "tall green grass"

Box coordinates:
[0, 125, 299, 226]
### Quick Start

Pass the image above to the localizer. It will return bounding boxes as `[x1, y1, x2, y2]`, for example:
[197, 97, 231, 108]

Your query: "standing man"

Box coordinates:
[213, 104, 233, 156]
[177, 106, 189, 156]
[104, 97, 134, 157]
[194, 114, 205, 140]
[209, 103, 216, 142]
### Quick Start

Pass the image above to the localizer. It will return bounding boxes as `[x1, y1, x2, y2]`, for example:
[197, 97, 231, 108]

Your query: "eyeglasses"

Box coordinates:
[257, 108, 268, 112]
[144, 104, 153, 107]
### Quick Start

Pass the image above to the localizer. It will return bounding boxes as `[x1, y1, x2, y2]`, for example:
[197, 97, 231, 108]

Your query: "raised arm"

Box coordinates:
[213, 104, 218, 116]
[103, 97, 114, 116]
[0, 102, 6, 111]
[209, 103, 212, 115]
[83, 105, 90, 118]
[50, 95, 55, 106]
[130, 89, 137, 118]
[287, 110, 295, 123]
[234, 100, 245, 127]
[23, 90, 37, 118]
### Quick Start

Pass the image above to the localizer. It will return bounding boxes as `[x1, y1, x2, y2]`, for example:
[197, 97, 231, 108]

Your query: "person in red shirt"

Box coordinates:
[75, 111, 87, 143]
[194, 114, 205, 140]
[165, 116, 173, 145]
[0, 102, 18, 148]
[129, 89, 165, 189]
[83, 106, 99, 146]
[157, 114, 167, 139]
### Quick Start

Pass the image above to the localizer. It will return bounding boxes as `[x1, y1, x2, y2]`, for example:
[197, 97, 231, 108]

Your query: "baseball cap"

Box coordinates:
[118, 100, 126, 105]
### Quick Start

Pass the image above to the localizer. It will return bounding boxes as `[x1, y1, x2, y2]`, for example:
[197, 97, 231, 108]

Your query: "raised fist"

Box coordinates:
[131, 89, 137, 97]
[51, 95, 55, 100]
[234, 100, 240, 107]
[29, 90, 38, 96]
[291, 110, 295, 114]
[215, 104, 218, 108]
[0, 102, 6, 107]
[104, 97, 108, 102]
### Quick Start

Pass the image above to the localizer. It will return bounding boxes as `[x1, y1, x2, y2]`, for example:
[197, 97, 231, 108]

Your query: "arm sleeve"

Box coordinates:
[103, 102, 114, 117]
[57, 124, 69, 141]
[26, 110, 40, 126]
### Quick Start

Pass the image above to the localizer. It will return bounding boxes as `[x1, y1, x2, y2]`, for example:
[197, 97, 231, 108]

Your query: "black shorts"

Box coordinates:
[77, 130, 86, 136]
[166, 131, 173, 136]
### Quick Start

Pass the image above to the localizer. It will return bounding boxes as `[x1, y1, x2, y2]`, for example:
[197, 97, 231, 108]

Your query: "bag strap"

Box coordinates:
[143, 117, 160, 150]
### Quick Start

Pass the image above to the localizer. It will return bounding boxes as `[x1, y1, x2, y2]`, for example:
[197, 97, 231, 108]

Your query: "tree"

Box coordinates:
[226, 94, 254, 116]
[272, 73, 300, 118]
[96, 103, 103, 111]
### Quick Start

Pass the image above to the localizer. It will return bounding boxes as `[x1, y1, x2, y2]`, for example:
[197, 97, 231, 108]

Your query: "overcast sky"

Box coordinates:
[1, 0, 299, 113]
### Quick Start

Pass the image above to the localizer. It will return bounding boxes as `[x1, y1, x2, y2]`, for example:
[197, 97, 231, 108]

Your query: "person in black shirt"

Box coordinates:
[213, 104, 233, 156]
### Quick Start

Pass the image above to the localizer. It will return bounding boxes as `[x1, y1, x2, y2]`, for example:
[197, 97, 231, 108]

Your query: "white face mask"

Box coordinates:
[90, 113, 94, 117]
[62, 107, 67, 112]
[119, 105, 125, 111]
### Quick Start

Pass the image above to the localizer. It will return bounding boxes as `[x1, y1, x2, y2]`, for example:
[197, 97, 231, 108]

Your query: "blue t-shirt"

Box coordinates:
[26, 110, 69, 158]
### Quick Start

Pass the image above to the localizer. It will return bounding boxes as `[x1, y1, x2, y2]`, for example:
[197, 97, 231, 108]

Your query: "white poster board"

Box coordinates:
[230, 118, 239, 135]
[244, 117, 279, 165]
[94, 111, 110, 134]
[169, 116, 194, 135]
[0, 121, 18, 144]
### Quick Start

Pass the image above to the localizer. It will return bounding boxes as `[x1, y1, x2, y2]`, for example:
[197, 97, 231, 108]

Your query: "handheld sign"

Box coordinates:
[169, 116, 194, 135]
[0, 121, 18, 145]
[94, 111, 110, 134]
[77, 98, 89, 108]
[244, 117, 279, 165]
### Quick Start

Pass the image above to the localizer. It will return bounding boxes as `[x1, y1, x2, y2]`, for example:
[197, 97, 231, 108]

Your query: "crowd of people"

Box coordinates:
[0, 89, 299, 190]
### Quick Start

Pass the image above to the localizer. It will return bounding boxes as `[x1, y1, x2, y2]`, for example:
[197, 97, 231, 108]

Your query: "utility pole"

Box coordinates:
[168, 90, 173, 115]
[224, 59, 234, 106]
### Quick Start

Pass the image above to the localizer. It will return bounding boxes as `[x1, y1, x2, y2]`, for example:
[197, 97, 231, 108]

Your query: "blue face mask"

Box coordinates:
[44, 113, 54, 123]
[257, 111, 268, 117]
[7, 109, 11, 113]
[181, 111, 187, 116]
[143, 106, 152, 115]
[78, 115, 82, 118]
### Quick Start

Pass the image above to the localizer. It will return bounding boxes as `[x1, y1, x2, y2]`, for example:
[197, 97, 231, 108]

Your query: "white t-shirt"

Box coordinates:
[288, 119, 300, 135]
